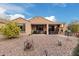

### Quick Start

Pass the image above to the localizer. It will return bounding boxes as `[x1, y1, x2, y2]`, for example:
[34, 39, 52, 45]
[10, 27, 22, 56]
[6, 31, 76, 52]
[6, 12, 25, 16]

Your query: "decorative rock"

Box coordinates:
[58, 40, 62, 46]
[44, 50, 48, 56]
[24, 39, 33, 51]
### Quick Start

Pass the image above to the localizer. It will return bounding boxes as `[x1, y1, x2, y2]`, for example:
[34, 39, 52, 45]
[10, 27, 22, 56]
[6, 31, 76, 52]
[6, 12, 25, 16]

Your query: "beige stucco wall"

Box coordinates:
[0, 23, 5, 28]
[12, 18, 31, 35]
[63, 24, 68, 32]
[59, 24, 68, 32]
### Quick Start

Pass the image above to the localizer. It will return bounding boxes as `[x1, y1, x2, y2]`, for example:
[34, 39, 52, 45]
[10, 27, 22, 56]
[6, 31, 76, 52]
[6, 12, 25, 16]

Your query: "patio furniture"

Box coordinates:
[65, 30, 72, 36]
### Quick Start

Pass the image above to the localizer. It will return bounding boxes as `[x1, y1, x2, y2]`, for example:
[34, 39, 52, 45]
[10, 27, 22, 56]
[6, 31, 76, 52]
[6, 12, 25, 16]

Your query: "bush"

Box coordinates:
[68, 24, 79, 37]
[72, 43, 79, 56]
[0, 22, 20, 39]
[24, 40, 34, 51]
[69, 24, 79, 32]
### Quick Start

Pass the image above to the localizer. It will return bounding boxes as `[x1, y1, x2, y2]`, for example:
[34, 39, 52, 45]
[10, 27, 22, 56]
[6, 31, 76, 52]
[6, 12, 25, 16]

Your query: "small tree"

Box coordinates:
[0, 22, 20, 39]
[69, 20, 79, 33]
[69, 24, 79, 32]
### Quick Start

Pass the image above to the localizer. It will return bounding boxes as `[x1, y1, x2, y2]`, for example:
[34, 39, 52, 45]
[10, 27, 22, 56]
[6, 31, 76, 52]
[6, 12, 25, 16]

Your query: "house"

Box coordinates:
[0, 19, 8, 28]
[12, 16, 67, 35]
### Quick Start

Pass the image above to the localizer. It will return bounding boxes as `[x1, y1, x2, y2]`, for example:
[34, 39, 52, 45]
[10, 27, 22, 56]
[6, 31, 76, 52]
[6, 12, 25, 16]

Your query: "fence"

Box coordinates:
[72, 32, 79, 37]
[65, 32, 79, 37]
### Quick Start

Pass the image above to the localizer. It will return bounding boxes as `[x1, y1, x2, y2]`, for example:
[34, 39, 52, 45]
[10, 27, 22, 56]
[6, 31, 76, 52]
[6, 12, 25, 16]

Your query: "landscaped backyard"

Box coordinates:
[0, 34, 78, 56]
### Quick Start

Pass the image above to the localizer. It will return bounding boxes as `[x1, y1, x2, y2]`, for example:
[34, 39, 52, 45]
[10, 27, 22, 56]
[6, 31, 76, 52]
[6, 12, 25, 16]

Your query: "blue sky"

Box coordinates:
[0, 3, 79, 23]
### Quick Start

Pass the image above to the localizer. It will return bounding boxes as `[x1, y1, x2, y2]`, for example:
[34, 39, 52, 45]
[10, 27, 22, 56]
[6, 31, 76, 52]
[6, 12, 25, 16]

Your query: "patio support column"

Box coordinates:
[47, 24, 49, 35]
[54, 25, 57, 34]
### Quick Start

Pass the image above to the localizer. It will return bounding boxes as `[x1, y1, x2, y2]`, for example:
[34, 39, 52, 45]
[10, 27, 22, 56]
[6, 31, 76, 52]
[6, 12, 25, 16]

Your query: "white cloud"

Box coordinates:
[0, 4, 25, 20]
[0, 6, 25, 20]
[9, 14, 25, 20]
[0, 4, 24, 15]
[0, 7, 9, 20]
[0, 4, 33, 20]
[0, 7, 6, 14]
[52, 3, 67, 7]
[0, 4, 34, 15]
[0, 14, 9, 20]
[0, 4, 25, 12]
[27, 17, 32, 20]
[45, 16, 56, 22]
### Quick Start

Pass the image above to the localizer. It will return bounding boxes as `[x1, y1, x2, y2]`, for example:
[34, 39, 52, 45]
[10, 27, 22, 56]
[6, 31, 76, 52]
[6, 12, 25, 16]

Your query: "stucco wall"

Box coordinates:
[59, 24, 68, 32]
[63, 24, 68, 32]
[0, 23, 5, 28]
[12, 18, 31, 35]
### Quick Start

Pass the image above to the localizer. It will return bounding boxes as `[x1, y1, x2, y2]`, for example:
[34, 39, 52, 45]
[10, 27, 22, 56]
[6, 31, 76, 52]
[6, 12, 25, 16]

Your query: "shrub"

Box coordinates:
[69, 24, 79, 33]
[72, 43, 79, 56]
[24, 40, 34, 51]
[68, 24, 79, 37]
[0, 22, 20, 39]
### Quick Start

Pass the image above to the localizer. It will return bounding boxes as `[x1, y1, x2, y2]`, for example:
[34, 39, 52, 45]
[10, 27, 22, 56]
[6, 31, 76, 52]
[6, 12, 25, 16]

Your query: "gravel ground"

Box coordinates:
[0, 34, 78, 56]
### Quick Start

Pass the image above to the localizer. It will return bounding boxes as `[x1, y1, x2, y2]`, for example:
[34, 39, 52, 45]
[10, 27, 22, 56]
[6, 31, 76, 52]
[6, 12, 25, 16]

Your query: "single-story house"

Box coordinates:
[0, 19, 8, 28]
[12, 16, 67, 35]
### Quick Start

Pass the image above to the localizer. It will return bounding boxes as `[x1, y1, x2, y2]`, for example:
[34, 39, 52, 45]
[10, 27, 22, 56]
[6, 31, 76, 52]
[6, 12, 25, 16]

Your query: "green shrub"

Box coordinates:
[69, 24, 79, 32]
[0, 22, 20, 39]
[72, 43, 79, 56]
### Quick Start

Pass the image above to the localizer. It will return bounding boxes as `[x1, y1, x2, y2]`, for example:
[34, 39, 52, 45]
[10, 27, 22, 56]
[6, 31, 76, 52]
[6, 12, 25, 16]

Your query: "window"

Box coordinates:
[17, 23, 25, 32]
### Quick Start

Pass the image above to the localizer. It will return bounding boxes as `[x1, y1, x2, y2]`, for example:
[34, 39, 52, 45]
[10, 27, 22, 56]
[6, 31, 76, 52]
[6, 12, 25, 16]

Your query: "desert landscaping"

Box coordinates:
[0, 34, 78, 56]
[0, 17, 78, 56]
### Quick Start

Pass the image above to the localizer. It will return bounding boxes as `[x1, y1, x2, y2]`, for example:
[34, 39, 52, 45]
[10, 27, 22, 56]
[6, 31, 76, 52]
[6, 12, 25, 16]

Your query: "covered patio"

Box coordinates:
[31, 24, 47, 34]
[31, 24, 61, 34]
[49, 24, 60, 34]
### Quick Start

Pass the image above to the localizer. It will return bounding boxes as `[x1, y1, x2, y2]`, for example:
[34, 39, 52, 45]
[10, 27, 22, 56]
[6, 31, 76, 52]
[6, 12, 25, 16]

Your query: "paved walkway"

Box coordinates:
[0, 34, 78, 56]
